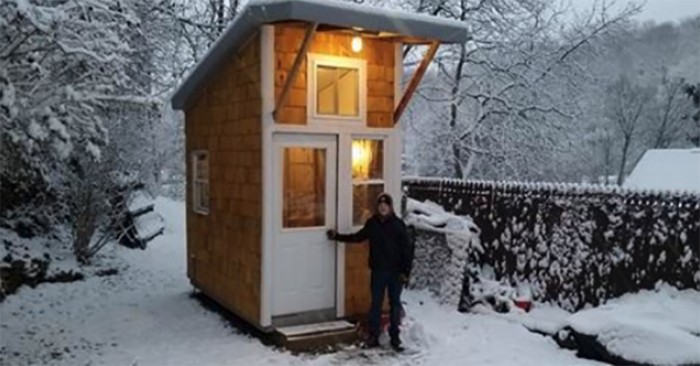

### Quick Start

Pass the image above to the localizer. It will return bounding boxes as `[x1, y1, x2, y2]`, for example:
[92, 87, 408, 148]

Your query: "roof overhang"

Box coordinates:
[171, 0, 469, 110]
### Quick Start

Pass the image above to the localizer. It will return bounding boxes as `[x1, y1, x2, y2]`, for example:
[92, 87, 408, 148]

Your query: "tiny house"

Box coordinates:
[171, 0, 468, 331]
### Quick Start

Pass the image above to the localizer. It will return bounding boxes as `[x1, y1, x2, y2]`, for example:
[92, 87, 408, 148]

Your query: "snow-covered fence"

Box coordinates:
[403, 178, 700, 311]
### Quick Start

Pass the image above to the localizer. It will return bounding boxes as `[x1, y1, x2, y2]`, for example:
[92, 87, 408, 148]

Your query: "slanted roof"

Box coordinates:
[171, 0, 469, 110]
[623, 149, 700, 193]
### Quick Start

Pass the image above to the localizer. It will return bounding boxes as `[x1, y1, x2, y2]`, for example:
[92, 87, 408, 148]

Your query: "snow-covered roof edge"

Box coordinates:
[624, 148, 700, 193]
[171, 0, 469, 110]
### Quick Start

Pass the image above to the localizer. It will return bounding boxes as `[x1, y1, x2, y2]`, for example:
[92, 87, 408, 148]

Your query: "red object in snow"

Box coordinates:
[357, 308, 407, 337]
[514, 299, 532, 312]
[381, 307, 406, 332]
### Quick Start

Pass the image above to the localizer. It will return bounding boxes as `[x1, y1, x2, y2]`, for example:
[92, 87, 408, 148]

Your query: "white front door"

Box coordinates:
[272, 133, 337, 316]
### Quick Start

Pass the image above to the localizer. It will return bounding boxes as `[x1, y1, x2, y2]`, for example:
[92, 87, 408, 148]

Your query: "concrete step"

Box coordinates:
[274, 320, 358, 352]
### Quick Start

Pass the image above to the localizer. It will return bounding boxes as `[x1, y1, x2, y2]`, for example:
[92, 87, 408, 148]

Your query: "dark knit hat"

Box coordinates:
[377, 192, 394, 210]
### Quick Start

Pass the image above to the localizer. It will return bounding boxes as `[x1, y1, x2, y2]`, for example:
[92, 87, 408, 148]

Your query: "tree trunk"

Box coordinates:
[216, 0, 225, 36]
[617, 136, 631, 185]
[73, 187, 97, 264]
[653, 95, 673, 149]
[450, 44, 467, 179]
[453, 144, 464, 178]
[463, 151, 477, 179]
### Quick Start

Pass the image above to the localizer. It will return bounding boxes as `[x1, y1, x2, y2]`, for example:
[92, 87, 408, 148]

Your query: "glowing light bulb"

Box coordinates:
[351, 35, 363, 53]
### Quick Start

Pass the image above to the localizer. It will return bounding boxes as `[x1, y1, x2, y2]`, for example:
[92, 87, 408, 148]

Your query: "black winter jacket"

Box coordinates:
[335, 214, 413, 276]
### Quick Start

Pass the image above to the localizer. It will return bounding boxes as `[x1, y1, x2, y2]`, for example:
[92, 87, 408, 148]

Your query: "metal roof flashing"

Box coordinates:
[171, 0, 469, 110]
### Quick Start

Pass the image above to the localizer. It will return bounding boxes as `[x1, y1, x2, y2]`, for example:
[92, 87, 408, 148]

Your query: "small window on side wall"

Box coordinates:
[192, 151, 209, 214]
[352, 139, 384, 226]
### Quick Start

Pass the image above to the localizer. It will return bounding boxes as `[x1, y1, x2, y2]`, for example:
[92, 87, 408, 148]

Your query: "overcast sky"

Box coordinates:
[570, 0, 700, 23]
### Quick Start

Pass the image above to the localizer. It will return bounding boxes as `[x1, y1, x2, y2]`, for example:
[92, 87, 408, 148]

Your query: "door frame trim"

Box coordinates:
[260, 25, 275, 329]
[271, 132, 338, 318]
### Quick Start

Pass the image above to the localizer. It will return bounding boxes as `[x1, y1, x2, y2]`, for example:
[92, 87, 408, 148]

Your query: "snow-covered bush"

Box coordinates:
[405, 199, 481, 307]
[1, 0, 144, 192]
[0, 0, 177, 262]
[404, 178, 700, 311]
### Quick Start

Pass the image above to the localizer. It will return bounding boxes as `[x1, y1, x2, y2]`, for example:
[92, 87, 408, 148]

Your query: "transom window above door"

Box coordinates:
[308, 54, 366, 123]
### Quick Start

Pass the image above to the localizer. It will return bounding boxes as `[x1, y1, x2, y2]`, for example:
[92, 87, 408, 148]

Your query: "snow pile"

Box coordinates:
[0, 225, 111, 300]
[405, 199, 481, 306]
[468, 265, 534, 314]
[519, 304, 572, 336]
[471, 284, 700, 365]
[383, 309, 438, 352]
[560, 284, 700, 365]
[395, 292, 596, 366]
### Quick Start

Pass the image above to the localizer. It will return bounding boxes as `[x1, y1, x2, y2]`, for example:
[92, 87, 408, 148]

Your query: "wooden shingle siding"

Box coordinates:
[274, 24, 395, 128]
[344, 244, 372, 317]
[185, 33, 263, 325]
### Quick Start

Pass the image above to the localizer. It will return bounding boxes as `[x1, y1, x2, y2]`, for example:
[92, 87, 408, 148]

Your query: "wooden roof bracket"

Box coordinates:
[273, 22, 319, 121]
[393, 41, 440, 125]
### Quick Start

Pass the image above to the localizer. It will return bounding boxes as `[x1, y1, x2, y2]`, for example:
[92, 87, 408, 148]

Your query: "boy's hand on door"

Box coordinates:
[326, 229, 337, 240]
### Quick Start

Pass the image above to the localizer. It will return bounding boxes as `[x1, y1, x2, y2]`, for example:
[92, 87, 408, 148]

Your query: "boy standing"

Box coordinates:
[327, 193, 412, 351]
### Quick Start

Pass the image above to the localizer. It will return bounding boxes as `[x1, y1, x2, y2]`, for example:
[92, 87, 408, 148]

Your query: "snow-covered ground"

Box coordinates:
[566, 285, 700, 365]
[0, 198, 634, 365]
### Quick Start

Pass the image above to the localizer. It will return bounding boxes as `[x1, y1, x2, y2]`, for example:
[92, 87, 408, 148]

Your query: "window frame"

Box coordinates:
[280, 146, 328, 230]
[307, 53, 367, 125]
[351, 136, 386, 228]
[191, 150, 210, 215]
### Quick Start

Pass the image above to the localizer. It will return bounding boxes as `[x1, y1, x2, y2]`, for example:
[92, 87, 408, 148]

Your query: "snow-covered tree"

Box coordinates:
[1, 0, 145, 209]
[403, 0, 641, 181]
[603, 75, 655, 185]
[646, 72, 694, 149]
[572, 17, 700, 185]
[0, 0, 168, 261]
[685, 83, 700, 146]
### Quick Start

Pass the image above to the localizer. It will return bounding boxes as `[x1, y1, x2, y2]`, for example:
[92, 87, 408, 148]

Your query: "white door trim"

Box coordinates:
[271, 133, 338, 316]
[336, 134, 351, 318]
[260, 25, 275, 328]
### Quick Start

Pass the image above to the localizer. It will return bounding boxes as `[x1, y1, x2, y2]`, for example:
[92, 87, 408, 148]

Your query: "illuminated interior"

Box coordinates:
[352, 140, 370, 179]
[316, 66, 359, 117]
[282, 147, 326, 228]
[352, 139, 384, 225]
[352, 139, 383, 180]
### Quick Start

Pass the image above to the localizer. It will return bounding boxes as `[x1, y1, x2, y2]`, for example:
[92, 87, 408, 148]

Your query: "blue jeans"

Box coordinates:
[368, 270, 402, 340]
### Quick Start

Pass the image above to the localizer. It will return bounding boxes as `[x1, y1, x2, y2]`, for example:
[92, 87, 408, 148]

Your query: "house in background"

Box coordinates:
[170, 0, 468, 339]
[624, 148, 700, 192]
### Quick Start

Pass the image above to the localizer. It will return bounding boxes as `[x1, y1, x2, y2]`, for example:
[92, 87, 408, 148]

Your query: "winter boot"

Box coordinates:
[390, 337, 404, 352]
[364, 335, 380, 349]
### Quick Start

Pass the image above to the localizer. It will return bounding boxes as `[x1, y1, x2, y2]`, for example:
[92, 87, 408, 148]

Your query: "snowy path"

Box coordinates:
[0, 198, 602, 366]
